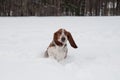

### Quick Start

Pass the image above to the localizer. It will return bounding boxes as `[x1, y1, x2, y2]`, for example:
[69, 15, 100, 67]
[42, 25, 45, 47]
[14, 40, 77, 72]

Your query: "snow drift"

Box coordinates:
[0, 17, 120, 80]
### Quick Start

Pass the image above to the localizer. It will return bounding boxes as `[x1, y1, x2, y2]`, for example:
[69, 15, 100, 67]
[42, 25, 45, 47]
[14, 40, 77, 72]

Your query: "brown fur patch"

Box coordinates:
[53, 29, 63, 46]
[49, 42, 55, 47]
[67, 31, 78, 48]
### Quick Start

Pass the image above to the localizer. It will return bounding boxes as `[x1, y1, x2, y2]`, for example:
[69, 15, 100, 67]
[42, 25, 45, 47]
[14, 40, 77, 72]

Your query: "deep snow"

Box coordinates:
[0, 17, 120, 80]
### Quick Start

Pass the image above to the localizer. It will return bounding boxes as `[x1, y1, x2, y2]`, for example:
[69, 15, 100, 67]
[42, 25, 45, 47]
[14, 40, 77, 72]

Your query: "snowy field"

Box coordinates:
[0, 17, 120, 80]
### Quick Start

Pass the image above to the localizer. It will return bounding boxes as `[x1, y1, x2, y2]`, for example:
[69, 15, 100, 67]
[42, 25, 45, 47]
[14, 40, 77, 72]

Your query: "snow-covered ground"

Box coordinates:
[0, 17, 120, 80]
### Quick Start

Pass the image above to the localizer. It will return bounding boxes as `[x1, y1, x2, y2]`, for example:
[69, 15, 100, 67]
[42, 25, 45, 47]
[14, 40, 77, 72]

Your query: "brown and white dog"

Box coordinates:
[44, 28, 78, 61]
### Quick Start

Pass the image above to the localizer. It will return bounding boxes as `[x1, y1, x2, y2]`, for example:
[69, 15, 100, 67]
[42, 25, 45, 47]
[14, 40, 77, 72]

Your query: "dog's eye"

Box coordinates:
[65, 32, 67, 35]
[58, 32, 62, 34]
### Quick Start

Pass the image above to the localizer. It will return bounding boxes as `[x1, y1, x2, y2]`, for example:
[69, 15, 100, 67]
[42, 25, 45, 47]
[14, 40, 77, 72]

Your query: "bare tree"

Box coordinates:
[0, 0, 119, 16]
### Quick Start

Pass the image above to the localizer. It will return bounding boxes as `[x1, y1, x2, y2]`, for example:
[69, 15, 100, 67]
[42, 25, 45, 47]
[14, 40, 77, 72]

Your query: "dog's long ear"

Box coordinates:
[67, 31, 78, 48]
[53, 32, 63, 46]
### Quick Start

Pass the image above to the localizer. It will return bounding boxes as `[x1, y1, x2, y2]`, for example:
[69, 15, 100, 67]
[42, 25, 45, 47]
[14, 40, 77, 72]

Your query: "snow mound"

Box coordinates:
[0, 17, 120, 80]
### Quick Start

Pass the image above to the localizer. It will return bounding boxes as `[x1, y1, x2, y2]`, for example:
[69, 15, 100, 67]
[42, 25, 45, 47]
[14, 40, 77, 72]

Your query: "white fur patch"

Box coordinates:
[58, 29, 67, 45]
[47, 45, 68, 61]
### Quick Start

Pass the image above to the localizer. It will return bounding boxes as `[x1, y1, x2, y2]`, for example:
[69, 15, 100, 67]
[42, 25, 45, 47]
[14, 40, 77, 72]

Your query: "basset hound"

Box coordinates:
[44, 28, 78, 61]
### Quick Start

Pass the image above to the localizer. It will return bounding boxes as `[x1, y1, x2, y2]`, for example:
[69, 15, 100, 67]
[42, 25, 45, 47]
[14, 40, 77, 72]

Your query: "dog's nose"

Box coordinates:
[61, 37, 65, 42]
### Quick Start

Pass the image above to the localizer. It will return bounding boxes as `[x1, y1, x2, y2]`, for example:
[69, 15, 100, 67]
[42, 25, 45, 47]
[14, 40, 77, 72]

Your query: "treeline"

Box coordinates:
[0, 0, 120, 16]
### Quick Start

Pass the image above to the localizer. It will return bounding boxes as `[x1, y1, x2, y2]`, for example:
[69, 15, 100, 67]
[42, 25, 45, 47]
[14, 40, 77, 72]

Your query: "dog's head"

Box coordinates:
[53, 28, 78, 48]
